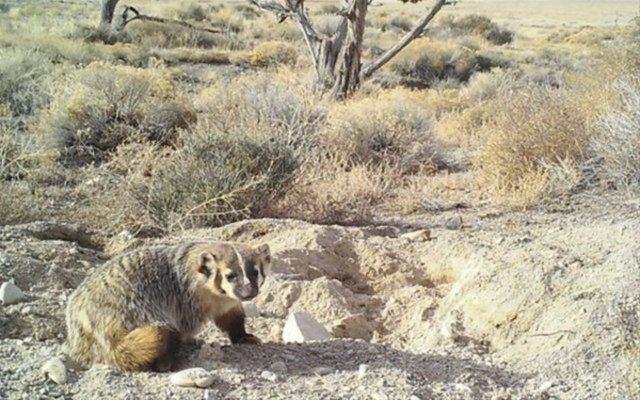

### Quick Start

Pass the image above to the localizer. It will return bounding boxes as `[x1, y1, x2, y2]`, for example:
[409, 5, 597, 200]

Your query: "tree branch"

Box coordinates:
[360, 0, 452, 79]
[115, 5, 222, 33]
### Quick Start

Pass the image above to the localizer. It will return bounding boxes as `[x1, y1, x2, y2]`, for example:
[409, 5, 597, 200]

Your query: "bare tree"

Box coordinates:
[100, 0, 120, 25]
[249, 0, 454, 98]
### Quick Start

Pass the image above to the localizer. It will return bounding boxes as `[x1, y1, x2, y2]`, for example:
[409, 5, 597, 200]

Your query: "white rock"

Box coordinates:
[282, 312, 331, 343]
[260, 370, 278, 382]
[401, 229, 431, 241]
[271, 361, 287, 374]
[41, 358, 67, 384]
[0, 281, 25, 305]
[170, 368, 214, 388]
[358, 363, 369, 378]
[242, 302, 259, 318]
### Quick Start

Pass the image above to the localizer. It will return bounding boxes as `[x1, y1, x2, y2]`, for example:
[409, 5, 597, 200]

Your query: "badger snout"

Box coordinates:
[235, 284, 258, 300]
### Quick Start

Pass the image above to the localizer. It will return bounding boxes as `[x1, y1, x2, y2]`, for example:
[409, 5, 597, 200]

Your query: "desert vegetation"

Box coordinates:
[0, 0, 636, 232]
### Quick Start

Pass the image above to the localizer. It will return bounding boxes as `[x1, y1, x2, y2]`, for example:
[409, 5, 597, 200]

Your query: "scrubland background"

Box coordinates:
[1, 0, 638, 235]
[1, 1, 639, 399]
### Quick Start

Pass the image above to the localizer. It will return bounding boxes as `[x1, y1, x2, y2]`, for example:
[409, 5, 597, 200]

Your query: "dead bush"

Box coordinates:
[438, 14, 514, 45]
[177, 3, 208, 21]
[273, 156, 396, 225]
[320, 89, 439, 173]
[128, 119, 307, 232]
[0, 48, 51, 116]
[250, 41, 298, 67]
[593, 79, 640, 189]
[125, 20, 225, 49]
[389, 38, 507, 88]
[478, 84, 594, 206]
[40, 62, 195, 166]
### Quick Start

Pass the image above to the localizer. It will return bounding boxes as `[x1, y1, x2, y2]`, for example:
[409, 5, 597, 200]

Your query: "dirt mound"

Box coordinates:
[0, 197, 638, 398]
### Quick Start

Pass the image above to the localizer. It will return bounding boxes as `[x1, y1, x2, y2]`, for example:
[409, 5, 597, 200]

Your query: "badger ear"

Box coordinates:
[198, 252, 218, 277]
[257, 244, 270, 262]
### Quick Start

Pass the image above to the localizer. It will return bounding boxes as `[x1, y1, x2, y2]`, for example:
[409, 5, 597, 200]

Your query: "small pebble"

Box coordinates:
[170, 368, 215, 388]
[358, 364, 369, 378]
[445, 215, 463, 230]
[260, 370, 278, 382]
[41, 358, 68, 384]
[0, 281, 25, 305]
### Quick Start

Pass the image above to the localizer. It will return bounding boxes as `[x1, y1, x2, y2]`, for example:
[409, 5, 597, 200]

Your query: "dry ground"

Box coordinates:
[0, 0, 639, 399]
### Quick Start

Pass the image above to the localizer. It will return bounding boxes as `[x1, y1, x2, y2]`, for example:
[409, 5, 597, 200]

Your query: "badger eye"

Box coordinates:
[226, 273, 237, 282]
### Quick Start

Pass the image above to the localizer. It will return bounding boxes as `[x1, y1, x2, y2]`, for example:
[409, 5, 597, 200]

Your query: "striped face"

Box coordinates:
[228, 244, 271, 301]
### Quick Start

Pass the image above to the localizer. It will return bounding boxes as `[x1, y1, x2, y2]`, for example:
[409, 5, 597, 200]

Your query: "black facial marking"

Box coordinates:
[199, 264, 210, 278]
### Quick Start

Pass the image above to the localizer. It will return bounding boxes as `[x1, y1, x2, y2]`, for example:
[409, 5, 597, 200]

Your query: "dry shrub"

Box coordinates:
[195, 70, 322, 136]
[70, 24, 132, 45]
[125, 117, 308, 233]
[478, 85, 594, 206]
[250, 41, 298, 67]
[103, 71, 321, 232]
[390, 14, 413, 32]
[438, 14, 513, 45]
[146, 47, 230, 64]
[0, 121, 40, 181]
[0, 181, 43, 225]
[209, 7, 244, 34]
[317, 4, 341, 15]
[125, 20, 224, 49]
[389, 38, 507, 88]
[40, 62, 195, 166]
[177, 3, 208, 21]
[547, 27, 616, 47]
[320, 88, 438, 173]
[0, 32, 111, 66]
[0, 48, 51, 116]
[233, 4, 261, 19]
[274, 156, 396, 225]
[593, 79, 640, 189]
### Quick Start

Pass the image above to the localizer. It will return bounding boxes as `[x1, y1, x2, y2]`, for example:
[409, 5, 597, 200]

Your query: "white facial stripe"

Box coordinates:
[234, 246, 250, 285]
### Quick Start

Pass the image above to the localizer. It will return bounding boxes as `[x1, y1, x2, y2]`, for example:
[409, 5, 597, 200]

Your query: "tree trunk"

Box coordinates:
[332, 0, 367, 99]
[101, 0, 120, 25]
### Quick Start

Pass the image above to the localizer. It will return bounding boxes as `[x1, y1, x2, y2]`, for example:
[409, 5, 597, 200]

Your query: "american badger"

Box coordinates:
[65, 241, 270, 371]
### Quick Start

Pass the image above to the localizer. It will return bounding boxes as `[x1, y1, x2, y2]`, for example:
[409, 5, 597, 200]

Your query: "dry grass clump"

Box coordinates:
[177, 3, 208, 21]
[546, 27, 616, 47]
[319, 89, 438, 173]
[125, 117, 308, 233]
[250, 41, 298, 67]
[195, 70, 323, 136]
[592, 79, 640, 189]
[317, 4, 341, 15]
[40, 62, 195, 166]
[478, 84, 595, 207]
[70, 24, 132, 45]
[273, 156, 396, 225]
[0, 48, 51, 116]
[125, 21, 226, 49]
[389, 38, 507, 88]
[437, 14, 514, 45]
[0, 181, 43, 225]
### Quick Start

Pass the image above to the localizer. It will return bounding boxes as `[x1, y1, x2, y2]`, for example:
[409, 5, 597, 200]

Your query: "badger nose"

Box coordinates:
[237, 285, 257, 300]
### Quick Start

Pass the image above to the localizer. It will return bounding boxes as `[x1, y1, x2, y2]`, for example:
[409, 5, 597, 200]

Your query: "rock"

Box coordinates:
[170, 368, 215, 388]
[271, 361, 287, 374]
[358, 364, 369, 378]
[41, 358, 67, 384]
[331, 314, 373, 341]
[242, 302, 259, 318]
[445, 215, 463, 230]
[260, 370, 278, 382]
[0, 281, 25, 305]
[282, 312, 332, 343]
[402, 229, 431, 241]
[313, 367, 333, 376]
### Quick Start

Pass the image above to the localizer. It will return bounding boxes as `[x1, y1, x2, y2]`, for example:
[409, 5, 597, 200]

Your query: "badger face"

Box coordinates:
[196, 243, 270, 302]
[228, 244, 270, 301]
